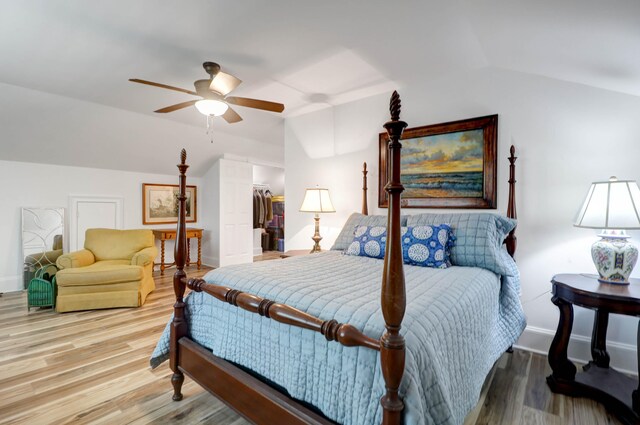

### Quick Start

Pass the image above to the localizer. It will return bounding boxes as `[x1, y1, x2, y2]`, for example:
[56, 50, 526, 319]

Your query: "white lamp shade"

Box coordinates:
[574, 177, 640, 229]
[299, 188, 335, 213]
[195, 99, 229, 116]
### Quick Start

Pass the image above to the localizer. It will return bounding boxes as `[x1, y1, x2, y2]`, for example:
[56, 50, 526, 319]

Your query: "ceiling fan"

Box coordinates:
[129, 62, 285, 124]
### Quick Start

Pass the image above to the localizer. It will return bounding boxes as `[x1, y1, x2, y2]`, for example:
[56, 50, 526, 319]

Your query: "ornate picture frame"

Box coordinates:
[378, 114, 498, 209]
[142, 183, 197, 225]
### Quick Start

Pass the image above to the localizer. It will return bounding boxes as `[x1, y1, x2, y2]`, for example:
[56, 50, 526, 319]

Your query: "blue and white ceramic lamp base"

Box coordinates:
[591, 231, 638, 285]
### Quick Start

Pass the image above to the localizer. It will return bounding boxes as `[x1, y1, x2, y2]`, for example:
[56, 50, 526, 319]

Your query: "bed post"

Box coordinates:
[506, 145, 517, 258]
[362, 162, 369, 216]
[170, 148, 189, 401]
[380, 91, 408, 425]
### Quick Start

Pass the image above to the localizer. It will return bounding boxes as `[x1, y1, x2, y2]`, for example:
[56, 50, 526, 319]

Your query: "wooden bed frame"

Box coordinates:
[169, 92, 518, 425]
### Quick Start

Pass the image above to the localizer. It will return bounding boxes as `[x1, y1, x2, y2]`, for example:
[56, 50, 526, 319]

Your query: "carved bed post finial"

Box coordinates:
[362, 162, 369, 216]
[389, 90, 401, 121]
[180, 148, 187, 165]
[506, 145, 517, 258]
[380, 91, 408, 425]
[170, 149, 190, 401]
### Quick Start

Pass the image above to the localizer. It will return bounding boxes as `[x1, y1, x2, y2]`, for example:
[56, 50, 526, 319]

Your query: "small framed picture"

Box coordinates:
[142, 183, 197, 225]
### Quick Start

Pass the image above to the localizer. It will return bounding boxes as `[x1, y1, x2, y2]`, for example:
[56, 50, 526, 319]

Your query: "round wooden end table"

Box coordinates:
[547, 273, 640, 425]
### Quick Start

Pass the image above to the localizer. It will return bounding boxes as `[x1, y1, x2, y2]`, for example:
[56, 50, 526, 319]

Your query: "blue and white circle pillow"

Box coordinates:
[345, 225, 387, 259]
[345, 224, 455, 267]
[402, 224, 455, 268]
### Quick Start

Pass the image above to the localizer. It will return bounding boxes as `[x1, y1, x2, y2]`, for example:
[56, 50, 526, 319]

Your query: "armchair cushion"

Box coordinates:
[56, 260, 142, 286]
[131, 246, 158, 267]
[57, 249, 95, 269]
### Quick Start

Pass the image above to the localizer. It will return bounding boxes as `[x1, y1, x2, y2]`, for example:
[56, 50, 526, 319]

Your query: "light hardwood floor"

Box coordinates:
[0, 265, 622, 425]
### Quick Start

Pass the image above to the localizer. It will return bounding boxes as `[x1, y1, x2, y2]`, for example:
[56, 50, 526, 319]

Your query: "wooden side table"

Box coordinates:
[152, 228, 202, 275]
[280, 249, 321, 258]
[547, 273, 640, 425]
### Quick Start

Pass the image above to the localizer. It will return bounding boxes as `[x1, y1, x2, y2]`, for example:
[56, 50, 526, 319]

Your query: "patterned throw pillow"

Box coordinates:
[345, 225, 387, 259]
[402, 225, 455, 268]
[345, 224, 455, 268]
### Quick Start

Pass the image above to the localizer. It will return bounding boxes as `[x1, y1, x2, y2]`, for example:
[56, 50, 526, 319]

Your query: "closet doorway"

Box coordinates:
[252, 164, 284, 256]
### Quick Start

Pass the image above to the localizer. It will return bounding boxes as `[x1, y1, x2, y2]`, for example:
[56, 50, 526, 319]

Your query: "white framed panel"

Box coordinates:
[69, 195, 124, 251]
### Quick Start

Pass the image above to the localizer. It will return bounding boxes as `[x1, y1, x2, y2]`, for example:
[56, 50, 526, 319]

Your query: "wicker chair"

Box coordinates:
[27, 265, 58, 311]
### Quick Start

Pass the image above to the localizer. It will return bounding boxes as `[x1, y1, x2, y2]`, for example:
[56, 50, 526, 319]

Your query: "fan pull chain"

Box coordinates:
[206, 115, 214, 143]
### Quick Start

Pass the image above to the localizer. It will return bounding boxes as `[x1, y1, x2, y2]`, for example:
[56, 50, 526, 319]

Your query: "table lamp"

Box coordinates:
[299, 187, 335, 253]
[574, 177, 640, 284]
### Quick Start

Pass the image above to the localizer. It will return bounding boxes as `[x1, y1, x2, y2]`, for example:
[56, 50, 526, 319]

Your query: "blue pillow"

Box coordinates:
[345, 224, 455, 268]
[406, 213, 516, 276]
[402, 225, 455, 268]
[345, 225, 387, 259]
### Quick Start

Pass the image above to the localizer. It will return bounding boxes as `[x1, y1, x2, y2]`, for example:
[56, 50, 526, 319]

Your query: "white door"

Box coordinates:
[219, 159, 253, 267]
[69, 196, 123, 251]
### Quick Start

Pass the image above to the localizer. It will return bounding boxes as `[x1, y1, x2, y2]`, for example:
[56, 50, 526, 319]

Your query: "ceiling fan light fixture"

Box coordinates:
[195, 99, 229, 116]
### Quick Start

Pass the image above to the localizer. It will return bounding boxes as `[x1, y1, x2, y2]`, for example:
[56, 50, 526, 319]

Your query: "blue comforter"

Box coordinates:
[151, 251, 525, 425]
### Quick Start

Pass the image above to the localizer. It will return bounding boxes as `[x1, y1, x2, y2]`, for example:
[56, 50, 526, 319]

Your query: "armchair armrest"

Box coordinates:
[131, 246, 158, 267]
[56, 249, 95, 269]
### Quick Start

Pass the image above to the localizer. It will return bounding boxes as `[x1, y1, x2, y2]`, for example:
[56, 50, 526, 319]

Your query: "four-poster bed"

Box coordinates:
[154, 92, 523, 425]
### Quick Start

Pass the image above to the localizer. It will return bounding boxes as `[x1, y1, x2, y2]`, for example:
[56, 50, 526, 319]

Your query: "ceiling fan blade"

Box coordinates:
[225, 96, 285, 113]
[129, 79, 197, 96]
[222, 106, 243, 124]
[209, 71, 242, 96]
[154, 100, 198, 113]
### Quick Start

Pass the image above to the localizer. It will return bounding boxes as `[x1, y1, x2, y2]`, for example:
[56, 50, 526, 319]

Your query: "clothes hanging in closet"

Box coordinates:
[265, 190, 273, 222]
[253, 188, 273, 229]
[253, 189, 261, 228]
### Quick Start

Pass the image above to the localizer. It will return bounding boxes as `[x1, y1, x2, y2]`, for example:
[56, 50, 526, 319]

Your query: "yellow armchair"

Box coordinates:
[55, 229, 158, 313]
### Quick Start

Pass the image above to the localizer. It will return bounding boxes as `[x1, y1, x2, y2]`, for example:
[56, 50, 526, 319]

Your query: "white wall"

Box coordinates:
[0, 81, 284, 177]
[0, 160, 202, 293]
[253, 164, 285, 196]
[284, 67, 640, 373]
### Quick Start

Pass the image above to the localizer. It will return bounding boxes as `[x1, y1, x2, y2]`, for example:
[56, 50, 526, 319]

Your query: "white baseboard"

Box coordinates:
[201, 256, 219, 269]
[253, 247, 263, 256]
[515, 325, 638, 376]
[0, 274, 22, 294]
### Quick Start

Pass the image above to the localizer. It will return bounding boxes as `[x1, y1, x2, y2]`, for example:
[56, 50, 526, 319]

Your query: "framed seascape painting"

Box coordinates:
[142, 183, 197, 225]
[378, 114, 498, 209]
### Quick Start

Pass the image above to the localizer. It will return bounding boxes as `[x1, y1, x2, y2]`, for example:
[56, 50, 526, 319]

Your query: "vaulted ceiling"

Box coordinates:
[1, 0, 639, 175]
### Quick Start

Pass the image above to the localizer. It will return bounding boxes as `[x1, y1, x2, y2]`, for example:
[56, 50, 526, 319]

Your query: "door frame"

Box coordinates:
[68, 195, 124, 251]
